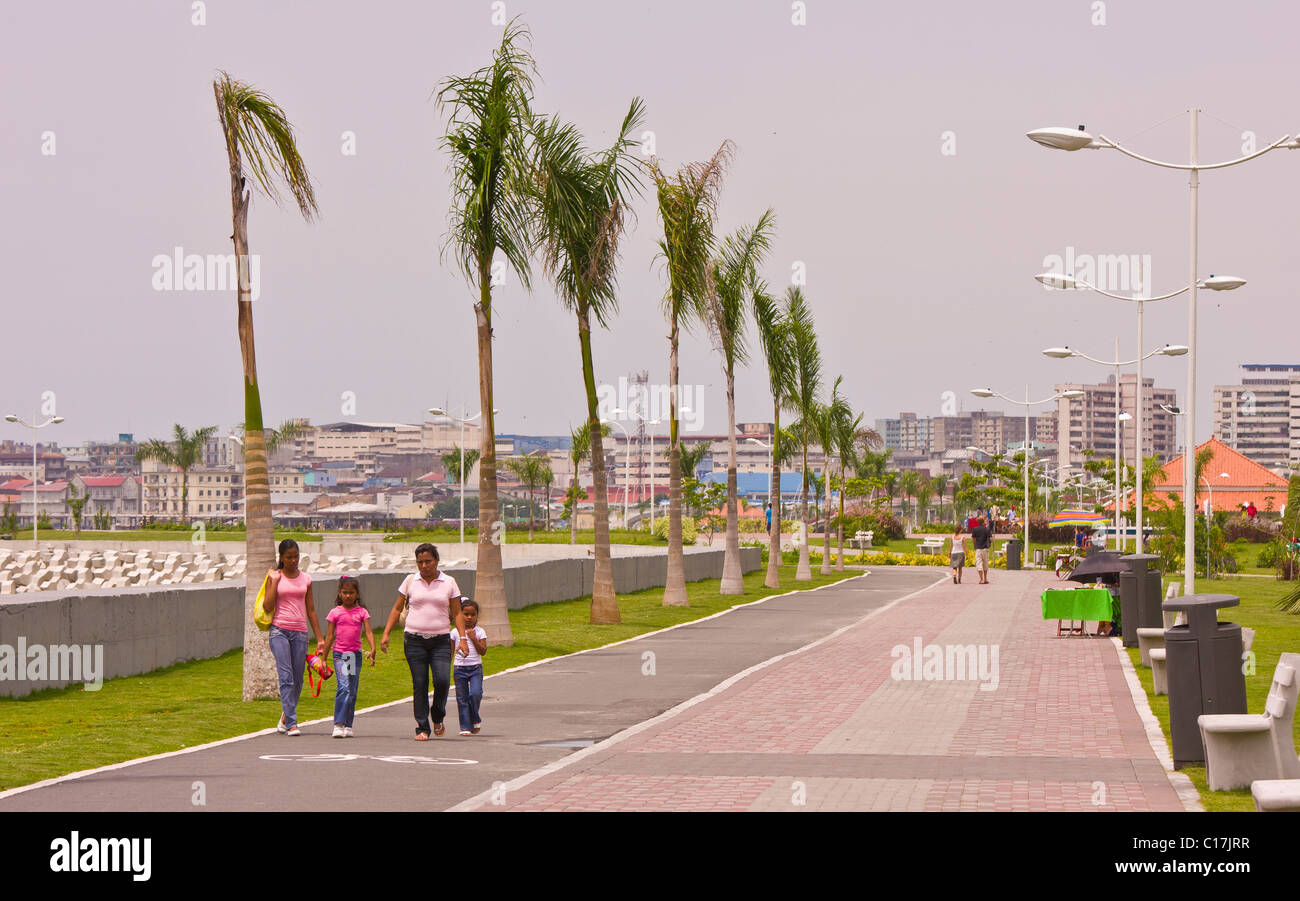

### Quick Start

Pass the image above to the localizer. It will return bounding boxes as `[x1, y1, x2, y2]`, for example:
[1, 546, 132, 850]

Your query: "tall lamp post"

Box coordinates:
[1041, 341, 1188, 553]
[970, 387, 1084, 565]
[610, 407, 662, 532]
[5, 411, 64, 547]
[1028, 111, 1293, 593]
[600, 418, 632, 528]
[429, 406, 497, 545]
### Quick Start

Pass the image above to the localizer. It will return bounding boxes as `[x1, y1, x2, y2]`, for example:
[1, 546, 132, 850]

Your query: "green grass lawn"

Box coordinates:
[0, 565, 856, 792]
[1127, 575, 1300, 812]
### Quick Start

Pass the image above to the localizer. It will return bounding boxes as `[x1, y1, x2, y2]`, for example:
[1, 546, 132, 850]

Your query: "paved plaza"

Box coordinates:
[0, 567, 1193, 812]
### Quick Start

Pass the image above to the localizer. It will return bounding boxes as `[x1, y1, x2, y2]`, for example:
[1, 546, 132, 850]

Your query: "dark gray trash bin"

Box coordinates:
[1006, 539, 1022, 570]
[1119, 553, 1162, 648]
[1162, 593, 1248, 768]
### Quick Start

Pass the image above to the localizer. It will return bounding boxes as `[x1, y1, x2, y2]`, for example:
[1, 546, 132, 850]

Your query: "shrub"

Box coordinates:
[651, 515, 697, 545]
[1257, 543, 1280, 568]
[833, 511, 905, 542]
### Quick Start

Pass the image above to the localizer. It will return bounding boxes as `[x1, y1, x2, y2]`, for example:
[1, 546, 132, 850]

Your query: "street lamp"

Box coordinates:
[1041, 341, 1187, 552]
[970, 387, 1084, 565]
[5, 411, 64, 547]
[600, 418, 632, 528]
[1029, 108, 1295, 593]
[610, 407, 662, 532]
[429, 406, 498, 545]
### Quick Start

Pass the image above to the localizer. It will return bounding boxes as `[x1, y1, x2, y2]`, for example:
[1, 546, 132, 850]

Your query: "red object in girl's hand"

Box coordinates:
[305, 653, 334, 698]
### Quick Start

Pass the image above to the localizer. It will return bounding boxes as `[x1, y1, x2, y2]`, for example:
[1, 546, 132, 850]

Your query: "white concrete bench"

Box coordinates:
[918, 537, 946, 555]
[847, 530, 874, 550]
[1199, 653, 1300, 791]
[1251, 779, 1300, 811]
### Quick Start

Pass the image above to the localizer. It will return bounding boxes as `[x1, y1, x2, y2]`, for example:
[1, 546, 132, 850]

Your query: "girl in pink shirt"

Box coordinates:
[321, 576, 374, 738]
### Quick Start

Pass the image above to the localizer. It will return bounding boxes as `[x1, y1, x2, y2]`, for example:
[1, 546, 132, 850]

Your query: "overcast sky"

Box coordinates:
[4, 0, 1298, 449]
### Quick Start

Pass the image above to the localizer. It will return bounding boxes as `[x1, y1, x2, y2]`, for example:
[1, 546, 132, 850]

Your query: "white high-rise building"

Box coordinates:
[1213, 363, 1300, 476]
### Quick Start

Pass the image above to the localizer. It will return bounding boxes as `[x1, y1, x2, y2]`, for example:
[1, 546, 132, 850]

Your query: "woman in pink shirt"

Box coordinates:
[380, 543, 465, 739]
[262, 539, 325, 736]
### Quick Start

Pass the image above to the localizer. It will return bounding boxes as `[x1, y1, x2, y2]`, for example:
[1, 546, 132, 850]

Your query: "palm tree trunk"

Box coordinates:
[223, 156, 278, 700]
[820, 460, 832, 575]
[796, 435, 812, 580]
[527, 484, 534, 541]
[720, 367, 743, 594]
[570, 470, 579, 545]
[475, 272, 512, 645]
[765, 402, 781, 589]
[580, 311, 619, 623]
[181, 469, 189, 525]
[663, 316, 688, 606]
[836, 463, 845, 571]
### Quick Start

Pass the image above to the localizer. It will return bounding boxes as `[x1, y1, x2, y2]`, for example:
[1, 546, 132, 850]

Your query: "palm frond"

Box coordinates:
[437, 19, 538, 291]
[214, 72, 319, 221]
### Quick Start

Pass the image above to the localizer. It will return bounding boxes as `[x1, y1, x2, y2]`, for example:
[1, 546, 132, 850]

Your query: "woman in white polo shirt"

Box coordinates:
[380, 543, 465, 739]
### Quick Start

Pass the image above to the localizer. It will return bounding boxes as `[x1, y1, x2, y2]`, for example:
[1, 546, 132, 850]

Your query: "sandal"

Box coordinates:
[415, 732, 430, 741]
[433, 722, 446, 737]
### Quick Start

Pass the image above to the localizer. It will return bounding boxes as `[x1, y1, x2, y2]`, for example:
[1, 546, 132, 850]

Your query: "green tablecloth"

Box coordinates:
[1041, 587, 1113, 621]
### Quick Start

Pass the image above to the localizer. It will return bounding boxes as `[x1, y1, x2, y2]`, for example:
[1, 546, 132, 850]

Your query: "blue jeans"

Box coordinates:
[332, 650, 362, 727]
[403, 633, 451, 734]
[269, 626, 308, 728]
[454, 664, 483, 732]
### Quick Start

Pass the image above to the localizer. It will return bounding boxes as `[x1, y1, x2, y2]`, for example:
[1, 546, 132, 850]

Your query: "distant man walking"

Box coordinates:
[971, 515, 993, 584]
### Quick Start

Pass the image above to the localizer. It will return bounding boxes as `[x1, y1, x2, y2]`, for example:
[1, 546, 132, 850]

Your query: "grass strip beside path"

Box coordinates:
[1129, 577, 1300, 812]
[0, 565, 857, 792]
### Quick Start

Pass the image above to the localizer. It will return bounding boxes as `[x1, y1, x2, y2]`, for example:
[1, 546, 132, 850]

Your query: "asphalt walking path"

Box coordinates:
[0, 566, 1188, 812]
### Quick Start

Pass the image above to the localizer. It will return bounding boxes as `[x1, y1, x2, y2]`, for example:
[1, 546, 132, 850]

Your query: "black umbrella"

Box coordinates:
[1066, 551, 1131, 585]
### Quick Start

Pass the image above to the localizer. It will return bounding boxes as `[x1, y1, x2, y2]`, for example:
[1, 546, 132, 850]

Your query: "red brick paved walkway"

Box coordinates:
[461, 569, 1189, 811]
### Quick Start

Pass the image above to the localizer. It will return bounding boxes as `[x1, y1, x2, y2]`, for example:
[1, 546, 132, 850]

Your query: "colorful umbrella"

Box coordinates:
[1050, 509, 1107, 527]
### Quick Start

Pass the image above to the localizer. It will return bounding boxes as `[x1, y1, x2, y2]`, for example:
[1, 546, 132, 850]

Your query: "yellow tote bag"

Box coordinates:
[254, 575, 273, 631]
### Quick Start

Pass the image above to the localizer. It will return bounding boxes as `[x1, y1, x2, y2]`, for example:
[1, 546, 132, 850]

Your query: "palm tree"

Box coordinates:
[566, 421, 610, 544]
[136, 425, 218, 524]
[678, 441, 712, 486]
[706, 209, 775, 594]
[783, 287, 822, 580]
[752, 287, 795, 589]
[441, 446, 481, 487]
[899, 469, 920, 531]
[914, 474, 934, 528]
[437, 22, 538, 645]
[214, 72, 319, 701]
[652, 141, 733, 606]
[932, 472, 950, 522]
[832, 413, 865, 571]
[532, 99, 646, 624]
[504, 453, 551, 540]
[811, 378, 850, 575]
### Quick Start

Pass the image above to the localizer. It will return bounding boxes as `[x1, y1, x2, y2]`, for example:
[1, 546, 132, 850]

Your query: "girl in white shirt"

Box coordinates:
[449, 599, 487, 735]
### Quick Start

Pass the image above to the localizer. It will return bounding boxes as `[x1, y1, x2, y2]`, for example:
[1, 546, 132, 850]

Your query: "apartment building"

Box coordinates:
[1213, 363, 1300, 475]
[1053, 373, 1177, 477]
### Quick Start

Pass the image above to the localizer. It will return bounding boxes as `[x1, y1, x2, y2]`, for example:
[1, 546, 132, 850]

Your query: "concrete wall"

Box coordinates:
[0, 547, 758, 697]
